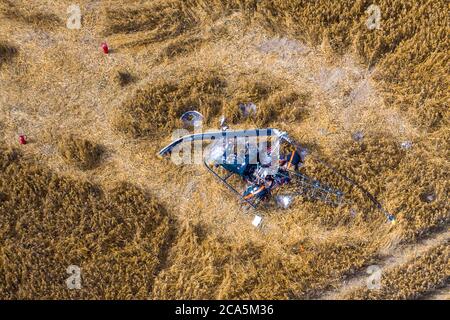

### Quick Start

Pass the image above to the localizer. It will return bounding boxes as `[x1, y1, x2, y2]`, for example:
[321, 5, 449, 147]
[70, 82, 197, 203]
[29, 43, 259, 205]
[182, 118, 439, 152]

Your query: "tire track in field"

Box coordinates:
[318, 227, 450, 300]
[423, 284, 450, 300]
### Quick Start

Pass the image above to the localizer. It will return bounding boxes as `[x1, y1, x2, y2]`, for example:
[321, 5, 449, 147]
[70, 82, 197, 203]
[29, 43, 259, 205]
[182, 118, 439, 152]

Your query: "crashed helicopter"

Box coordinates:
[158, 121, 395, 223]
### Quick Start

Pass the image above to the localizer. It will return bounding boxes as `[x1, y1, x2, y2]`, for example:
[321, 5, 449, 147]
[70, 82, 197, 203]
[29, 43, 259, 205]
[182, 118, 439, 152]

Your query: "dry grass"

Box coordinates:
[387, 150, 449, 241]
[0, 147, 174, 299]
[57, 135, 104, 170]
[224, 73, 309, 126]
[0, 42, 18, 66]
[152, 222, 381, 299]
[101, 0, 201, 49]
[112, 68, 227, 138]
[113, 67, 310, 139]
[157, 36, 205, 62]
[0, 0, 62, 30]
[180, 0, 449, 131]
[0, 0, 448, 300]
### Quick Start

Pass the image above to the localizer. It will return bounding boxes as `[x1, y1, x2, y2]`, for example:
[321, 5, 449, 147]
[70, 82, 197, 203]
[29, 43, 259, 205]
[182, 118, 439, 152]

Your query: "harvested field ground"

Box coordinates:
[0, 0, 448, 299]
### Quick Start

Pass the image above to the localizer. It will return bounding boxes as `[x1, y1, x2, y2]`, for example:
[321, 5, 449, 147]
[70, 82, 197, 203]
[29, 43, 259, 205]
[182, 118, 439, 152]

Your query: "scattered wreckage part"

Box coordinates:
[284, 169, 345, 206]
[239, 102, 257, 117]
[19, 135, 27, 145]
[203, 158, 259, 209]
[420, 191, 436, 203]
[180, 110, 204, 128]
[276, 195, 293, 209]
[219, 115, 229, 131]
[400, 140, 413, 150]
[352, 131, 364, 142]
[252, 215, 263, 227]
[101, 42, 109, 54]
[312, 155, 395, 223]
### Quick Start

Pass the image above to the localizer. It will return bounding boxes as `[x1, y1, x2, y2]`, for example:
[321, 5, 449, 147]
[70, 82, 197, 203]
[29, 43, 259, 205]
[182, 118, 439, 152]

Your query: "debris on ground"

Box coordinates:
[252, 215, 263, 227]
[239, 102, 257, 117]
[276, 195, 293, 209]
[400, 141, 413, 150]
[352, 131, 364, 142]
[18, 135, 27, 145]
[180, 110, 204, 128]
[101, 42, 109, 54]
[420, 191, 436, 203]
[219, 115, 228, 131]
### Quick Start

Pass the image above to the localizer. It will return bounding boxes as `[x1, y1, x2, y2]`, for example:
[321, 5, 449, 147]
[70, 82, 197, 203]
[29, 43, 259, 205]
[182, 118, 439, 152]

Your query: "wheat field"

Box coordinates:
[0, 0, 448, 299]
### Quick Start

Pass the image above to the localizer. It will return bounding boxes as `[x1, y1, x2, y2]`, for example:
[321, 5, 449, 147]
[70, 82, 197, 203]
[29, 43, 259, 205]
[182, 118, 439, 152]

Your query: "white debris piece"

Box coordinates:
[318, 128, 329, 136]
[252, 215, 263, 227]
[276, 195, 292, 209]
[425, 193, 436, 202]
[219, 115, 228, 130]
[180, 110, 204, 128]
[400, 141, 413, 150]
[352, 131, 364, 142]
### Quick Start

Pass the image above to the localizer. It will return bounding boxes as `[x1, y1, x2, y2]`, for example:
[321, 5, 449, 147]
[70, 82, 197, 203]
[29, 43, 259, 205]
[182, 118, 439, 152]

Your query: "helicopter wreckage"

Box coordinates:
[159, 123, 395, 227]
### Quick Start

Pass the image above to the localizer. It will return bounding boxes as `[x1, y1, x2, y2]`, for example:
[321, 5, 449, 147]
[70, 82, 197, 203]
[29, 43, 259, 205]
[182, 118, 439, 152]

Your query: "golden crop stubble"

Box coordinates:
[0, 147, 174, 299]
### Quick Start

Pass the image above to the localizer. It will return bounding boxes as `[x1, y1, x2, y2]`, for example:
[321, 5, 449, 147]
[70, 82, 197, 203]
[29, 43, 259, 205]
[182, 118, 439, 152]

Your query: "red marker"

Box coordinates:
[101, 42, 109, 54]
[19, 135, 27, 145]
